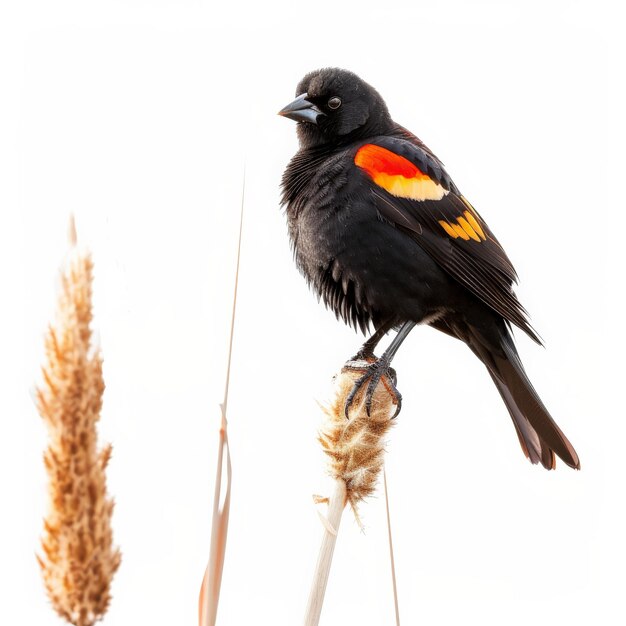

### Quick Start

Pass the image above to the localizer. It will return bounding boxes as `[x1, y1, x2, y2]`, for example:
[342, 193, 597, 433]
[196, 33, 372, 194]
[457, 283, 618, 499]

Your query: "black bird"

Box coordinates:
[279, 67, 579, 470]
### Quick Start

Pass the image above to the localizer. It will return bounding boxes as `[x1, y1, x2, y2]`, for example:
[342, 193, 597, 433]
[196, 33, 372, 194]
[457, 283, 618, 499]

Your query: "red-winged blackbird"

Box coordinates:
[279, 68, 579, 470]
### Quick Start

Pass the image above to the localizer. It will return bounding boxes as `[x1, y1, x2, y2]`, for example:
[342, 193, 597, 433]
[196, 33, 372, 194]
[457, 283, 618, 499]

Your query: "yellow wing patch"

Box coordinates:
[439, 210, 487, 242]
[463, 211, 485, 239]
[373, 171, 449, 202]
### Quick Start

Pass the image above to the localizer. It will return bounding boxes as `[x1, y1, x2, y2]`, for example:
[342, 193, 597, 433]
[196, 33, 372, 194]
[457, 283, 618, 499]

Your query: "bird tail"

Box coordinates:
[462, 323, 580, 470]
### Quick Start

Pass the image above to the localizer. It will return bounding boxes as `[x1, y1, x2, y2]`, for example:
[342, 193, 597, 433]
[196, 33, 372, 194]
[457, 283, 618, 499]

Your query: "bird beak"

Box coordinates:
[278, 93, 325, 125]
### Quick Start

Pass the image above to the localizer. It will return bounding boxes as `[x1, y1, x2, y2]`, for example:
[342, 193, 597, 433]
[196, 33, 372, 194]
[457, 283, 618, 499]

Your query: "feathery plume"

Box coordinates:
[36, 220, 120, 626]
[319, 368, 396, 520]
[304, 367, 396, 625]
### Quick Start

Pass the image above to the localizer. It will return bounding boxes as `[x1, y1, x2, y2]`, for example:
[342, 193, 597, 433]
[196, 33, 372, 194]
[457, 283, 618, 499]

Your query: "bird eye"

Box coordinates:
[327, 96, 342, 110]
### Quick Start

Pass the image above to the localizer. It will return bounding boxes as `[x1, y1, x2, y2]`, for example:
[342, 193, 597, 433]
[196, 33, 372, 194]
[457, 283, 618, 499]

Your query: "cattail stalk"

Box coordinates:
[36, 220, 120, 626]
[304, 367, 397, 626]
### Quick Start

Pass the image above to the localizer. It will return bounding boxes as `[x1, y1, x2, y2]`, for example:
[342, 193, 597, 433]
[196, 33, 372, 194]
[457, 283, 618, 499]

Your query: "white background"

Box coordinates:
[1, 1, 624, 624]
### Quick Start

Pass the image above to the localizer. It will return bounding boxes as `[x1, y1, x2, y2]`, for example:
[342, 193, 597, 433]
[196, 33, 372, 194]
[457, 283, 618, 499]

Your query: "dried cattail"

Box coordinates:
[36, 221, 120, 626]
[304, 367, 397, 626]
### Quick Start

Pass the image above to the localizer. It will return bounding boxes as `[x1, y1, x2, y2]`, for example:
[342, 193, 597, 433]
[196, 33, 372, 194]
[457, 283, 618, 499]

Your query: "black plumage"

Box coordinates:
[279, 67, 579, 470]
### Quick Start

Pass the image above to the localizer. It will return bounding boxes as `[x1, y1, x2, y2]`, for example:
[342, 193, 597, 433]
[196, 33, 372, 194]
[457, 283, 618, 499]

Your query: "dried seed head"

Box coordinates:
[319, 369, 396, 522]
[36, 241, 120, 626]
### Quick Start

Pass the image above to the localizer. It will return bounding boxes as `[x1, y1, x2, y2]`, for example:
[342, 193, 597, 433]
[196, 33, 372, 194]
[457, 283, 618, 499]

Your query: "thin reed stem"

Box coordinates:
[304, 480, 347, 626]
[384, 465, 401, 625]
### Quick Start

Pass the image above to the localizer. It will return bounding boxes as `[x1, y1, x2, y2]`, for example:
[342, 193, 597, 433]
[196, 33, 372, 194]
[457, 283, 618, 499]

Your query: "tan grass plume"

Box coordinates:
[36, 219, 120, 626]
[319, 368, 396, 520]
[305, 367, 397, 626]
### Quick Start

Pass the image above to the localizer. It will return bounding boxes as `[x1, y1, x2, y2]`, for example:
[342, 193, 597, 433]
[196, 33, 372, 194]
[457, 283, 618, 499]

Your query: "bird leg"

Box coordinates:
[349, 320, 395, 363]
[343, 321, 416, 419]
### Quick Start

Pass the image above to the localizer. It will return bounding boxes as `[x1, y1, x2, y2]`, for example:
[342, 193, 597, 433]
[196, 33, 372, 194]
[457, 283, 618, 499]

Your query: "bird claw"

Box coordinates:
[342, 357, 402, 419]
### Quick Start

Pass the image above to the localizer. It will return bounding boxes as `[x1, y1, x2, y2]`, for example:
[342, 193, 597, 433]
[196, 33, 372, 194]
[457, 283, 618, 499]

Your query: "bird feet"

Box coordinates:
[342, 355, 402, 419]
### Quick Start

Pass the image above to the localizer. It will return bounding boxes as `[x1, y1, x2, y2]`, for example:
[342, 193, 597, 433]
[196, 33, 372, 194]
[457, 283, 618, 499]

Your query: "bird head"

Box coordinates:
[279, 68, 392, 149]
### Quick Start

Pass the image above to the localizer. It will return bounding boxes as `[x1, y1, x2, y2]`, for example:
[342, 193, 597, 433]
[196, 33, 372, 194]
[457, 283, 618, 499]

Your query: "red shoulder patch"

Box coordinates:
[355, 143, 421, 178]
[355, 144, 448, 201]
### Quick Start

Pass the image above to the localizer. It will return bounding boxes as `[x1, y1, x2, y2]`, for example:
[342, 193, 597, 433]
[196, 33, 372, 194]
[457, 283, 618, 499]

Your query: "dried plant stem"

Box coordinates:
[199, 174, 244, 626]
[383, 466, 401, 625]
[303, 368, 397, 625]
[198, 413, 232, 626]
[304, 479, 347, 626]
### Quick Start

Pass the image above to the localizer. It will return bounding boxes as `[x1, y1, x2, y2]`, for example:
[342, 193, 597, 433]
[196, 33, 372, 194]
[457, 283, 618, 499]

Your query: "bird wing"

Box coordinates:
[353, 137, 540, 343]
